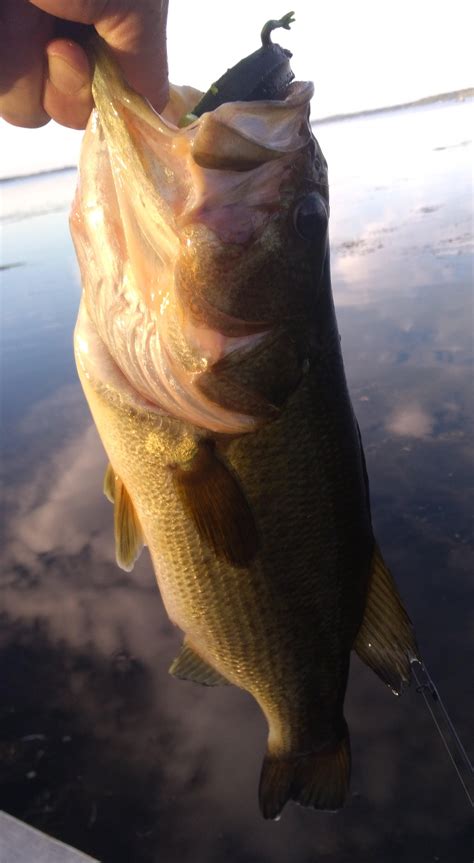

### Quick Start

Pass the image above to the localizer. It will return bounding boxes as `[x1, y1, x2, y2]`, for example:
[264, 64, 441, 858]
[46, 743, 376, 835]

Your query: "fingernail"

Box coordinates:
[48, 54, 86, 96]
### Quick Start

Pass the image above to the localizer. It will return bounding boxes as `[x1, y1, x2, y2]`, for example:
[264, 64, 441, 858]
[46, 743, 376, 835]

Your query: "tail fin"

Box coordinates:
[258, 725, 351, 820]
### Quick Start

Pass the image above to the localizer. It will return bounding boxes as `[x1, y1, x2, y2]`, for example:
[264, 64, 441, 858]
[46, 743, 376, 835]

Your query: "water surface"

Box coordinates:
[1, 98, 473, 862]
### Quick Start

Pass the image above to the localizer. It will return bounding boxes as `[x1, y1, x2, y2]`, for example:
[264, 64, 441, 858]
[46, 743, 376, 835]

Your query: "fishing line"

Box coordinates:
[411, 659, 474, 808]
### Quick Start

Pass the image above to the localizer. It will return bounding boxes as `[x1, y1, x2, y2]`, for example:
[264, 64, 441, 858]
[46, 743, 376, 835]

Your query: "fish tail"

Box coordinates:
[258, 723, 351, 820]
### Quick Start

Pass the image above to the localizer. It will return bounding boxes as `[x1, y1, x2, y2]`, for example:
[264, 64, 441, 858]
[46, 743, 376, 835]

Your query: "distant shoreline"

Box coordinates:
[0, 165, 77, 184]
[1, 87, 472, 183]
[314, 87, 474, 125]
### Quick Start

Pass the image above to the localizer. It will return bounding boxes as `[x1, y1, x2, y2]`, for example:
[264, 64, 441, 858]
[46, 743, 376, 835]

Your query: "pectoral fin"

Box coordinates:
[170, 440, 258, 567]
[354, 544, 420, 694]
[169, 640, 230, 686]
[111, 472, 144, 572]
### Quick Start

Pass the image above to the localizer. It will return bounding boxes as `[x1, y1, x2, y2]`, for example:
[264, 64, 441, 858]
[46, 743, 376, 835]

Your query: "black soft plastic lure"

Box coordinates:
[180, 12, 295, 126]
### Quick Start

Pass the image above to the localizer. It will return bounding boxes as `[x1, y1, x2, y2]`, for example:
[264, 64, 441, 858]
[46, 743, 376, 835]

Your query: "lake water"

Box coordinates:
[1, 98, 473, 862]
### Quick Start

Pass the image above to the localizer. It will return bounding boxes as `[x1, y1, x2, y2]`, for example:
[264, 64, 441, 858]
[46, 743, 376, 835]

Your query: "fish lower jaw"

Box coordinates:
[74, 299, 261, 435]
[75, 299, 166, 415]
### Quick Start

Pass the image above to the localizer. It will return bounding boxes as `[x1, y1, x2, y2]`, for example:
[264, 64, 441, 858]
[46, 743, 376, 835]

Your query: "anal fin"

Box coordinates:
[103, 462, 116, 503]
[113, 473, 144, 572]
[354, 544, 421, 694]
[170, 440, 258, 567]
[169, 640, 230, 686]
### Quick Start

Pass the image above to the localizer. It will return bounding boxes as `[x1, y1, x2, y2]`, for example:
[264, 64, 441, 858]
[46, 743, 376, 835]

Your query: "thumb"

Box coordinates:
[30, 0, 169, 110]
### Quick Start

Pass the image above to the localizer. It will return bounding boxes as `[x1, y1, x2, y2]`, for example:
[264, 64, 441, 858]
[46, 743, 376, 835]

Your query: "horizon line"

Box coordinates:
[1, 86, 472, 183]
[314, 86, 473, 125]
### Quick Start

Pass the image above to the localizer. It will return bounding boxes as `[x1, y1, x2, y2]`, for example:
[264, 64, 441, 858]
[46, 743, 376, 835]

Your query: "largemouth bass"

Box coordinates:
[71, 28, 420, 819]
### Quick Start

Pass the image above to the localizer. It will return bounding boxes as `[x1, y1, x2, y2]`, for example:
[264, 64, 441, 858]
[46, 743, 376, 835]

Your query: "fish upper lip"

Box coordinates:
[91, 65, 318, 233]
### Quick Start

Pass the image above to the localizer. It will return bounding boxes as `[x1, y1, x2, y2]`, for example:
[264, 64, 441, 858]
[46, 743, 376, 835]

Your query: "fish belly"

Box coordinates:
[76, 342, 372, 728]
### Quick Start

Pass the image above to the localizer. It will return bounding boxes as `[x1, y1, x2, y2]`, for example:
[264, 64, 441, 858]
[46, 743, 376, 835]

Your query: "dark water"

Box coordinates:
[1, 99, 473, 862]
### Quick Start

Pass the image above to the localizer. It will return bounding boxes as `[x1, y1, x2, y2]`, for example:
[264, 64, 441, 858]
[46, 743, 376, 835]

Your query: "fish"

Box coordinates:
[71, 29, 420, 820]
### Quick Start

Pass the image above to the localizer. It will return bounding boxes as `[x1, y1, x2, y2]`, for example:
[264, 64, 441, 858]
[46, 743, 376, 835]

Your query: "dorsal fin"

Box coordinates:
[354, 544, 420, 694]
[113, 473, 144, 572]
[169, 640, 230, 686]
[170, 440, 259, 567]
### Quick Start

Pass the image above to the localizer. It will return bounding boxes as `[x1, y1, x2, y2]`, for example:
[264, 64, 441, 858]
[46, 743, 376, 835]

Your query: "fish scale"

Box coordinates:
[73, 33, 420, 819]
[79, 331, 369, 720]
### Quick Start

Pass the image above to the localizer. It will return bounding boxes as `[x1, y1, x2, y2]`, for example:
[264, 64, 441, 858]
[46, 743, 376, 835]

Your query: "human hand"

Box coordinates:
[0, 0, 169, 129]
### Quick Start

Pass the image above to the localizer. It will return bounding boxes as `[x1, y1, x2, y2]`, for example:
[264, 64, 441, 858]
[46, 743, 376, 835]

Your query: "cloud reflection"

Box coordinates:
[1, 98, 473, 861]
[1, 379, 472, 862]
[386, 403, 433, 438]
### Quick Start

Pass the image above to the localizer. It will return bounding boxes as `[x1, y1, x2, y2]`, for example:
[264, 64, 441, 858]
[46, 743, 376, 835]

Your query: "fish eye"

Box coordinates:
[293, 193, 328, 242]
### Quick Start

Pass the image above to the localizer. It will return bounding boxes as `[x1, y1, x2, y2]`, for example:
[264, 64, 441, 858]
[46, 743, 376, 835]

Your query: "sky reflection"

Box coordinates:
[1, 99, 473, 862]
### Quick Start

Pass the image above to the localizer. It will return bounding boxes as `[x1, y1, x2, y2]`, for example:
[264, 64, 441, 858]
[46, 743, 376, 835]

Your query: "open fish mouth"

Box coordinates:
[71, 44, 326, 434]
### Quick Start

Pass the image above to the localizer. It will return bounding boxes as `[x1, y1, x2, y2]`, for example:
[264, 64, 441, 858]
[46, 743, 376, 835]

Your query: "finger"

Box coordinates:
[30, 0, 170, 111]
[104, 16, 170, 112]
[28, 0, 109, 22]
[0, 0, 53, 127]
[43, 39, 93, 129]
[96, 0, 170, 112]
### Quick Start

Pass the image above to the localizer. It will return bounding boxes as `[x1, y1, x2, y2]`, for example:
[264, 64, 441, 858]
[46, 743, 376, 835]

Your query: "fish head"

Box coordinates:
[72, 46, 329, 433]
[175, 89, 330, 339]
